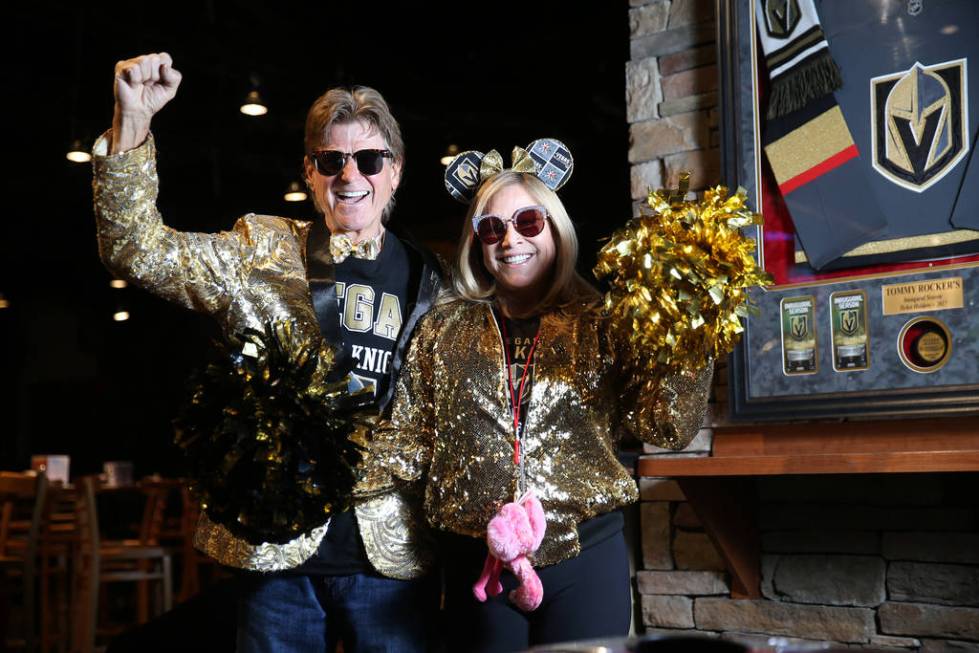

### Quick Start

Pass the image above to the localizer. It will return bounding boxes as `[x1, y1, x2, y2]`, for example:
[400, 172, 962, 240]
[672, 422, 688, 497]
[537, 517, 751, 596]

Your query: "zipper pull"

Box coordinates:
[513, 438, 521, 465]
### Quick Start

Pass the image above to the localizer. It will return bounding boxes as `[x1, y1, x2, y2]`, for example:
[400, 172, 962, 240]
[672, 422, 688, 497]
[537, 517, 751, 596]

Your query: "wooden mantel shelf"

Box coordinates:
[640, 449, 979, 476]
[637, 417, 979, 599]
[639, 417, 979, 478]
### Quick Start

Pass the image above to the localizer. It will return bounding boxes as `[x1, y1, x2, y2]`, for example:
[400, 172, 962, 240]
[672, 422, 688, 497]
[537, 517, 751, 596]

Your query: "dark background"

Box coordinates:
[0, 2, 630, 475]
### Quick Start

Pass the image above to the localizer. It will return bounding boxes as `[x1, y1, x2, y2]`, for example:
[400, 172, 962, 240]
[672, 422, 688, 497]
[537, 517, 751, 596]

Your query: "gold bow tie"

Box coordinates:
[479, 146, 538, 183]
[329, 231, 384, 264]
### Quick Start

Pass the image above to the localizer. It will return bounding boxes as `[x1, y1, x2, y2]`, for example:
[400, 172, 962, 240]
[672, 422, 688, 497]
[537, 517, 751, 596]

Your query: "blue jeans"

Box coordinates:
[236, 572, 438, 653]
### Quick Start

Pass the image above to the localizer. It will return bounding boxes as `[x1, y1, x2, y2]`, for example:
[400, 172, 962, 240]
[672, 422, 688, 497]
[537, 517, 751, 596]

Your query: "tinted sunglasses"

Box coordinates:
[471, 205, 549, 245]
[310, 149, 393, 176]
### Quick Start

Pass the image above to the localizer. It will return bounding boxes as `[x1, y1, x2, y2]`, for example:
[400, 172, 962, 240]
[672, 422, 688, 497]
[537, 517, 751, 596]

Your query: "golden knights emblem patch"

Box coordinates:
[871, 58, 969, 192]
[763, 0, 801, 39]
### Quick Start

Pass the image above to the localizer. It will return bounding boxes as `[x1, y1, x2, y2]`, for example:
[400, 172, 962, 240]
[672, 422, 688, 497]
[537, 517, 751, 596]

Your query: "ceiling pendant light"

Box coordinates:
[283, 181, 308, 202]
[241, 75, 268, 116]
[240, 89, 268, 116]
[66, 138, 91, 163]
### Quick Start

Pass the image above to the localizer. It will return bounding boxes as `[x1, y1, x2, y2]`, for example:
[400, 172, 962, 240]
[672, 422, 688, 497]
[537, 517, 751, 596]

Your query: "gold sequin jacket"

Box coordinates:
[363, 299, 713, 566]
[91, 132, 436, 577]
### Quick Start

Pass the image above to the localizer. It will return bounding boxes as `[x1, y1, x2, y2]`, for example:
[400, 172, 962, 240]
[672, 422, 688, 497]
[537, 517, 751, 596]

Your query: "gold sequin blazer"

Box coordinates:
[364, 299, 713, 566]
[91, 132, 435, 577]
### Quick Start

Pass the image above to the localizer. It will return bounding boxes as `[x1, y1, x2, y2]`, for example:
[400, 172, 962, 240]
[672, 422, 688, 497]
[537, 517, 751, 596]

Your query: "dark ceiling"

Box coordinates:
[2, 1, 630, 471]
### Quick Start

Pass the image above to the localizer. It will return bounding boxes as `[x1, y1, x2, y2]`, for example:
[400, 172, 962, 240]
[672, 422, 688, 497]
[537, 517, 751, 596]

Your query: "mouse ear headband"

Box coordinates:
[444, 138, 574, 204]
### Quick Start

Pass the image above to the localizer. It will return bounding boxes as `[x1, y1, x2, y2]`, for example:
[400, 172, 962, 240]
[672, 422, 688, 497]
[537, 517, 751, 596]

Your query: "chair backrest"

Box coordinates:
[73, 476, 100, 558]
[0, 471, 48, 560]
[0, 471, 48, 652]
[135, 481, 172, 546]
[180, 483, 201, 539]
[138, 477, 188, 544]
[71, 476, 100, 653]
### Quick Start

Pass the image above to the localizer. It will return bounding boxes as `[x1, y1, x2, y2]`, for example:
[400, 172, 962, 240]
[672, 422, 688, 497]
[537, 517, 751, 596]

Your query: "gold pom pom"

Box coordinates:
[593, 173, 773, 374]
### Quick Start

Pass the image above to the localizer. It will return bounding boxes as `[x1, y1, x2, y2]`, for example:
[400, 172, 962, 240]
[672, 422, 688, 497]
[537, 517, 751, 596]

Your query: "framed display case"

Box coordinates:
[719, 0, 979, 420]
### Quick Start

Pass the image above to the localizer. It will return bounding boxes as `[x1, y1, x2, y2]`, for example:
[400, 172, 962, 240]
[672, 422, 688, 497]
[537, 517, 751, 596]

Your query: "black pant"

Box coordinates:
[441, 524, 631, 653]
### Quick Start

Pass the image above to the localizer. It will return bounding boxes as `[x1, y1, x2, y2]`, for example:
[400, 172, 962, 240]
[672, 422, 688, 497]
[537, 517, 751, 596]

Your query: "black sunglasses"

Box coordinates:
[310, 149, 393, 176]
[472, 205, 549, 245]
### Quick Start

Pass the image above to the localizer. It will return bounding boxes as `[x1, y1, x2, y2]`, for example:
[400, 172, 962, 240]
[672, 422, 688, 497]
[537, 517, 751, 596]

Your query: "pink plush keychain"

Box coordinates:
[472, 491, 546, 611]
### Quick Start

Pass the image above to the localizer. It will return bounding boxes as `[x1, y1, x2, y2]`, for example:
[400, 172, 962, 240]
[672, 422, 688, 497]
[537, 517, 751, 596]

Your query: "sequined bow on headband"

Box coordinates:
[444, 138, 574, 204]
[478, 147, 539, 180]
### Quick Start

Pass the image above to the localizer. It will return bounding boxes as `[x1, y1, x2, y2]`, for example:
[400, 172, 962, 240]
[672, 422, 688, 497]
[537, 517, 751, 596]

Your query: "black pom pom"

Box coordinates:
[173, 322, 366, 544]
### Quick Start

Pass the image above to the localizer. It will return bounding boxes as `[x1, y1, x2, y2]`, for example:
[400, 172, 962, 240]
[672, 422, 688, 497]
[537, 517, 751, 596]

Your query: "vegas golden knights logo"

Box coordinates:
[840, 308, 859, 336]
[790, 314, 808, 340]
[763, 0, 801, 39]
[871, 59, 969, 192]
[455, 160, 478, 187]
[445, 151, 485, 201]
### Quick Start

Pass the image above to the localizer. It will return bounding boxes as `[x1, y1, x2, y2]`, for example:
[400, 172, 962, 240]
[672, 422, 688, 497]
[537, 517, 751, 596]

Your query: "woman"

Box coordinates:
[364, 142, 713, 652]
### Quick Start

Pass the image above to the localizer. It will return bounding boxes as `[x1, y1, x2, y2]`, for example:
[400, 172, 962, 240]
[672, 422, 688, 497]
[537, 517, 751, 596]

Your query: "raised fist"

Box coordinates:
[110, 52, 182, 153]
[114, 52, 182, 118]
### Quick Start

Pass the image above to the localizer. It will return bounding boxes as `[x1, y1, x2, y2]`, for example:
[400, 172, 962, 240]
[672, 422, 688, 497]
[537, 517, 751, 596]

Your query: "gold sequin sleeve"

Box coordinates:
[355, 310, 439, 497]
[612, 326, 714, 450]
[92, 131, 252, 316]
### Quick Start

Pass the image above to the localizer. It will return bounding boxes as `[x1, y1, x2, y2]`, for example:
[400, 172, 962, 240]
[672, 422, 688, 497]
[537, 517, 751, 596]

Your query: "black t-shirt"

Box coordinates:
[302, 231, 412, 576]
[335, 233, 412, 402]
[493, 308, 541, 439]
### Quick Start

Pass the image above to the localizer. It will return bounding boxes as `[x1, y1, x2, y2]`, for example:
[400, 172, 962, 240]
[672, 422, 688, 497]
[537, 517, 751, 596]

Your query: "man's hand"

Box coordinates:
[110, 52, 182, 154]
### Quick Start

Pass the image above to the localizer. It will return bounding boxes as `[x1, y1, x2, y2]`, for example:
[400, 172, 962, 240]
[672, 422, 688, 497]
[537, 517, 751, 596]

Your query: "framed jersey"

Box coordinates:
[720, 0, 979, 420]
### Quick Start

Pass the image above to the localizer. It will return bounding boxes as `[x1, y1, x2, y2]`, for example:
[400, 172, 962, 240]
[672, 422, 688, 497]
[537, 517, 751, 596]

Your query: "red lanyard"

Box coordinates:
[498, 315, 541, 466]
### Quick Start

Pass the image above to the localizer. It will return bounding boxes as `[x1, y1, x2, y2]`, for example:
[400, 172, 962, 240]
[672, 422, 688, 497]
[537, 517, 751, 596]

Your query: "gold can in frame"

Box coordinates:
[780, 295, 818, 375]
[830, 290, 870, 372]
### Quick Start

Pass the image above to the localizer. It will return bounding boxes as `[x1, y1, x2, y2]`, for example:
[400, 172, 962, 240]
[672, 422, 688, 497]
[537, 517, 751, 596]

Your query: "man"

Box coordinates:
[93, 52, 440, 652]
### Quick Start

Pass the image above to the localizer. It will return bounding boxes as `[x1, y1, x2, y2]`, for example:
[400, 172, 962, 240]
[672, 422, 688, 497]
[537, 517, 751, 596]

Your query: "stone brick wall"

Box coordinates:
[626, 2, 979, 650]
[627, 0, 719, 206]
[636, 472, 979, 650]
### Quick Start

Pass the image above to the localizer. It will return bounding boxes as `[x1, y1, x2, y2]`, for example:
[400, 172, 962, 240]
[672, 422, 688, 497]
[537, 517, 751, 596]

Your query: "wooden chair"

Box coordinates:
[36, 481, 77, 653]
[138, 479, 228, 603]
[128, 481, 169, 622]
[174, 484, 230, 602]
[0, 471, 49, 652]
[175, 485, 206, 602]
[30, 478, 166, 652]
[71, 477, 172, 653]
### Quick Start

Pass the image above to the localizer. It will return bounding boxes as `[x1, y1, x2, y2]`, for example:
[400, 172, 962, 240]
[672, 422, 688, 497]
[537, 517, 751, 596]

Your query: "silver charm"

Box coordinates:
[907, 0, 922, 16]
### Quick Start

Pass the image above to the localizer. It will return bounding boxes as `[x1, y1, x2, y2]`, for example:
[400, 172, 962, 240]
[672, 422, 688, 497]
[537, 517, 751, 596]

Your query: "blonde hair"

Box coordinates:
[448, 171, 598, 314]
[304, 86, 403, 221]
